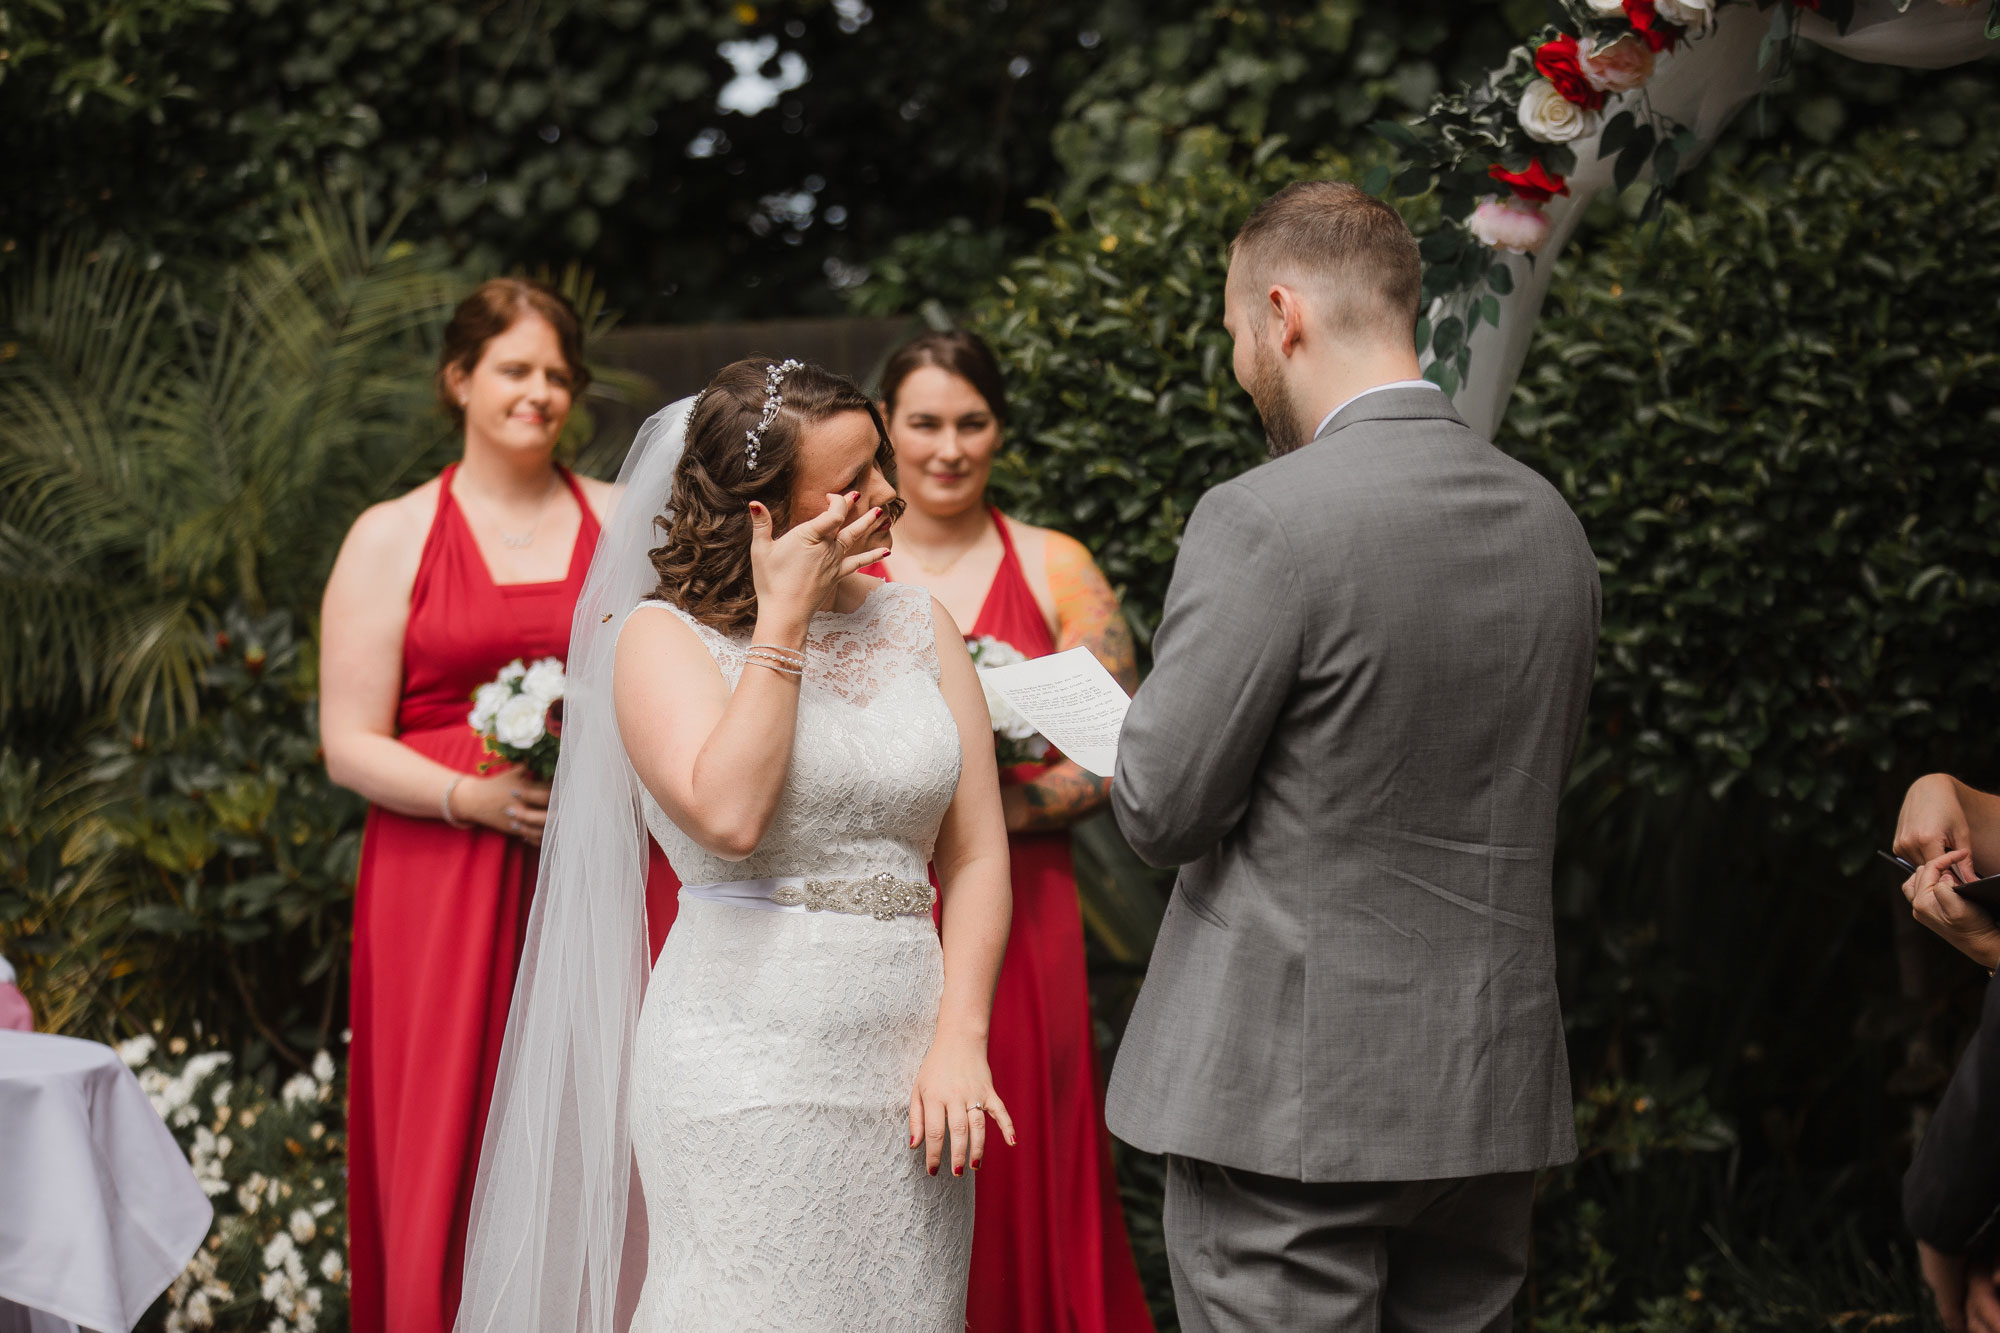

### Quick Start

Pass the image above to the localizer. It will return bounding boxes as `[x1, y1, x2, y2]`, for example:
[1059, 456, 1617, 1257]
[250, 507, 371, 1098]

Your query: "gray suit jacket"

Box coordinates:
[1107, 386, 1599, 1183]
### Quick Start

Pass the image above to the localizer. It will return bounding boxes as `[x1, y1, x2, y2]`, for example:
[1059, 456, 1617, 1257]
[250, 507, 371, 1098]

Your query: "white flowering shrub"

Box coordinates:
[118, 1036, 349, 1333]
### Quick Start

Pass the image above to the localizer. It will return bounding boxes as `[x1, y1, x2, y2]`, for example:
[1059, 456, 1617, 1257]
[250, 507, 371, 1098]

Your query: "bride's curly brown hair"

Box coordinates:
[650, 357, 901, 634]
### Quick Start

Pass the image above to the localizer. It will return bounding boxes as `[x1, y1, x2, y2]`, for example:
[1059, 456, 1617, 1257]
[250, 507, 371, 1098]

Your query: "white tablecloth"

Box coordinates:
[0, 1032, 212, 1333]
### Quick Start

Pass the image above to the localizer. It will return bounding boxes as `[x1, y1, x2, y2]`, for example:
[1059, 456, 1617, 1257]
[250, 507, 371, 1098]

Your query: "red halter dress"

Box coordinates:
[347, 466, 679, 1333]
[869, 511, 1154, 1333]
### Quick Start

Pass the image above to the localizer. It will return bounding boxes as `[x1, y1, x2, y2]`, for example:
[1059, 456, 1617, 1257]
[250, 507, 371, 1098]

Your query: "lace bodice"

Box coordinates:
[632, 581, 963, 887]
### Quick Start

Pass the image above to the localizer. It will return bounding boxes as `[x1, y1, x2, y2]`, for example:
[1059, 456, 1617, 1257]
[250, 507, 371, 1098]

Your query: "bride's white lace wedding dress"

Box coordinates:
[627, 580, 973, 1331]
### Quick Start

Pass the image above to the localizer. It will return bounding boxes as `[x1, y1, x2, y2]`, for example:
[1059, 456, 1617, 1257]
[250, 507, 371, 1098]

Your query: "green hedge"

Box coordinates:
[1511, 135, 2000, 860]
[963, 118, 1999, 1324]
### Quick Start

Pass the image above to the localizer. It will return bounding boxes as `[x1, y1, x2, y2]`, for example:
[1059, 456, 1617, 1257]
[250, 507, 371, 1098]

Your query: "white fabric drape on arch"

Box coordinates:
[1437, 0, 1995, 441]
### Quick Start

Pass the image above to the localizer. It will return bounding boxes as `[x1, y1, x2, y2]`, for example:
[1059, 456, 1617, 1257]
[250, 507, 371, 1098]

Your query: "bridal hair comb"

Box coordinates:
[745, 359, 803, 472]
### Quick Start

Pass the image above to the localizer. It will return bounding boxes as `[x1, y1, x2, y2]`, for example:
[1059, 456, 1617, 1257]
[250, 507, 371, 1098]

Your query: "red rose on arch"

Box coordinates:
[1623, 0, 1685, 52]
[1489, 160, 1571, 203]
[1534, 34, 1607, 110]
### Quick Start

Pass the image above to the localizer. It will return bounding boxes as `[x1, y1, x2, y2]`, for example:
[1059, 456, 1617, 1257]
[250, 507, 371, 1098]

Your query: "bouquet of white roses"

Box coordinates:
[965, 636, 1051, 769]
[468, 657, 565, 780]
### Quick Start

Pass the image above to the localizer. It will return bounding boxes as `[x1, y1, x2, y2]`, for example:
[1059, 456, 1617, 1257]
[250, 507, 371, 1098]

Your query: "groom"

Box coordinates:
[1108, 181, 1600, 1331]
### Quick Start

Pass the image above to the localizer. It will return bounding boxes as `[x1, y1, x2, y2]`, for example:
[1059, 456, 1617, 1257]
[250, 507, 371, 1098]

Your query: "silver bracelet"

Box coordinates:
[441, 775, 468, 828]
[747, 642, 806, 667]
[745, 655, 803, 679]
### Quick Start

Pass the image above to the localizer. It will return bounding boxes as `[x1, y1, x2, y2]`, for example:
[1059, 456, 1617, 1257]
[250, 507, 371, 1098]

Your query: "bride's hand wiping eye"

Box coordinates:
[748, 492, 891, 623]
[909, 1039, 1015, 1179]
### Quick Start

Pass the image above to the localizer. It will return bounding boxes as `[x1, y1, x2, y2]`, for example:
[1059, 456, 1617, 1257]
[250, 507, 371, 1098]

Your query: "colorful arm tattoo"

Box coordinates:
[1009, 533, 1139, 834]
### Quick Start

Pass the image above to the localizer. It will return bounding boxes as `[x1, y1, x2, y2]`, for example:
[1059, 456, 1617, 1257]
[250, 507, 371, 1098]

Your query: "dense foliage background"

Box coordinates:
[0, 0, 1549, 321]
[949, 115, 2000, 1325]
[5, 2, 1999, 1329]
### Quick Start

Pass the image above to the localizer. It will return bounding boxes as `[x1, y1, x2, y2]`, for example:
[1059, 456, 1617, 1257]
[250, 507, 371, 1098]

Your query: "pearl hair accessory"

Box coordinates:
[746, 359, 803, 471]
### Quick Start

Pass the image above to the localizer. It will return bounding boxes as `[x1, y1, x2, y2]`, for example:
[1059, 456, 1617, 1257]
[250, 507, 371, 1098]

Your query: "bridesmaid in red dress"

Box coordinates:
[867, 331, 1156, 1333]
[319, 279, 676, 1333]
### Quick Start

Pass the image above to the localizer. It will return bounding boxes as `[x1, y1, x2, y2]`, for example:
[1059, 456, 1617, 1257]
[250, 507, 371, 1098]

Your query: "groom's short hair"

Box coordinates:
[1231, 181, 1421, 342]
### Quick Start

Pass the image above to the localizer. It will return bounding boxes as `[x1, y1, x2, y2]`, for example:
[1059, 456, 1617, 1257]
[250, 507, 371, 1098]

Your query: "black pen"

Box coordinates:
[1881, 847, 1970, 884]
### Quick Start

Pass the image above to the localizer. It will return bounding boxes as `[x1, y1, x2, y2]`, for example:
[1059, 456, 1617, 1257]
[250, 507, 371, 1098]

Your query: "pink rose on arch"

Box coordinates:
[1580, 33, 1656, 95]
[1469, 197, 1551, 254]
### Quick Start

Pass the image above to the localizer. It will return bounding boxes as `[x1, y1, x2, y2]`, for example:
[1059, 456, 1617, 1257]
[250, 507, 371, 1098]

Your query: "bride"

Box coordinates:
[454, 358, 1015, 1332]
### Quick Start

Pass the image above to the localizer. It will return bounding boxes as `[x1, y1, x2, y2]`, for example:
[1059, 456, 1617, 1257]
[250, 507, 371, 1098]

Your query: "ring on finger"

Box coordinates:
[967, 1102, 984, 1113]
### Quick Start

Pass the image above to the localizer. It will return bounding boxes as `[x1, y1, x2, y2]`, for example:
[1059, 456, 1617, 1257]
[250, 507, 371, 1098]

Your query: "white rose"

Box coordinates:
[1583, 0, 1625, 12]
[1469, 197, 1551, 254]
[493, 694, 546, 749]
[975, 674, 1039, 741]
[966, 636, 1025, 668]
[468, 682, 512, 732]
[117, 1034, 157, 1068]
[1517, 78, 1599, 144]
[519, 658, 566, 707]
[289, 1208, 316, 1244]
[1654, 0, 1712, 26]
[281, 1073, 316, 1107]
[262, 1232, 296, 1270]
[184, 1292, 213, 1329]
[319, 1250, 345, 1283]
[496, 659, 526, 684]
[312, 1049, 335, 1084]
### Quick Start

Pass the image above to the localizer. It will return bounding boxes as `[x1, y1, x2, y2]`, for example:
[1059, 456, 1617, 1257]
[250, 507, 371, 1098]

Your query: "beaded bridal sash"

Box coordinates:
[680, 873, 934, 922]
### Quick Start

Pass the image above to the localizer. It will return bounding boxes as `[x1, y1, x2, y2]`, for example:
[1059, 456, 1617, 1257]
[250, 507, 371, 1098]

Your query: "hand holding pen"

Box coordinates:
[1882, 847, 2000, 972]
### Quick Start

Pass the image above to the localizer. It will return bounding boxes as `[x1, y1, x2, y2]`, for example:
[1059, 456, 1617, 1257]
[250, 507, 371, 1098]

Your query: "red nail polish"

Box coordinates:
[972, 1157, 982, 1169]
[953, 1167, 963, 1177]
[928, 1165, 938, 1176]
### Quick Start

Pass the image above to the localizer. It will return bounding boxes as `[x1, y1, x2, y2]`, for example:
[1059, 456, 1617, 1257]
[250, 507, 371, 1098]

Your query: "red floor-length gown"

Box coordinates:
[871, 512, 1154, 1333]
[348, 465, 679, 1333]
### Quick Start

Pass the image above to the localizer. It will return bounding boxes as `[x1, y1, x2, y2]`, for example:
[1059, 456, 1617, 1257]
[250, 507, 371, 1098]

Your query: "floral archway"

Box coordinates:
[1379, 0, 1996, 439]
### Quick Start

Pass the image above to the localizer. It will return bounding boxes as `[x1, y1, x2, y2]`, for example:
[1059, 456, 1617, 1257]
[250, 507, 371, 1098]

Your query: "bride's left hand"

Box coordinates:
[909, 1037, 1015, 1178]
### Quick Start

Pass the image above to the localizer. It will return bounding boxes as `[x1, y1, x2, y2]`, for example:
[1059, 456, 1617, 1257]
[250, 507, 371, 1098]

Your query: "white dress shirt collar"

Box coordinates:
[1312, 378, 1443, 442]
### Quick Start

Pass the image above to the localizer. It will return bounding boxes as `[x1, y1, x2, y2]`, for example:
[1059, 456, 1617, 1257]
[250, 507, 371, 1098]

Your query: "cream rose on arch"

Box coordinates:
[1654, 0, 1715, 27]
[1580, 33, 1655, 95]
[1517, 78, 1600, 144]
[1582, 0, 1625, 13]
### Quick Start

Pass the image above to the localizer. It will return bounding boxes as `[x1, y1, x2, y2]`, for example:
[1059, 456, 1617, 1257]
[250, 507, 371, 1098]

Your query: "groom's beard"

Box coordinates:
[1246, 342, 1307, 458]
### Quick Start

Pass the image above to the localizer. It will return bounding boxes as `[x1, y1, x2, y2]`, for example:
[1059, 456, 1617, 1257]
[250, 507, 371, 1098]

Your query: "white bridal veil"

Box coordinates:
[455, 397, 694, 1333]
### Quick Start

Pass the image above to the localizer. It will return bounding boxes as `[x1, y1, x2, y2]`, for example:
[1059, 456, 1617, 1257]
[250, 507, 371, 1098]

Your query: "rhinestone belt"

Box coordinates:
[772, 873, 934, 921]
[679, 873, 934, 922]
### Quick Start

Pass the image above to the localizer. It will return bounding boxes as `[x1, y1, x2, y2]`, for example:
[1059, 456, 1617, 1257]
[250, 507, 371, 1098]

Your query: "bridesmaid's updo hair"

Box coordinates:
[879, 329, 1009, 426]
[649, 358, 899, 634]
[435, 278, 590, 426]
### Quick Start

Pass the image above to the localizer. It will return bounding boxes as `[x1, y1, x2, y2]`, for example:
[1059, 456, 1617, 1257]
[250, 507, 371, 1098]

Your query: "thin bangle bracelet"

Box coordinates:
[441, 775, 468, 828]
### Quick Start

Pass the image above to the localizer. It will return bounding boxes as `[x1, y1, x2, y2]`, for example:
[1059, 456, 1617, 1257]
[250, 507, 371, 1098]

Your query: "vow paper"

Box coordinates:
[977, 646, 1131, 778]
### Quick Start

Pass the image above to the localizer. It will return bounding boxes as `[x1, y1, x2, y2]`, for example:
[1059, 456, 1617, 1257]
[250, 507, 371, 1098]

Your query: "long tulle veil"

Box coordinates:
[454, 397, 694, 1333]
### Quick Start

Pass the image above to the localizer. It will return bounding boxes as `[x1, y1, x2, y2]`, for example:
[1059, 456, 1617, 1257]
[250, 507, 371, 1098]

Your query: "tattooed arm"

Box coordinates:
[1002, 530, 1140, 834]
